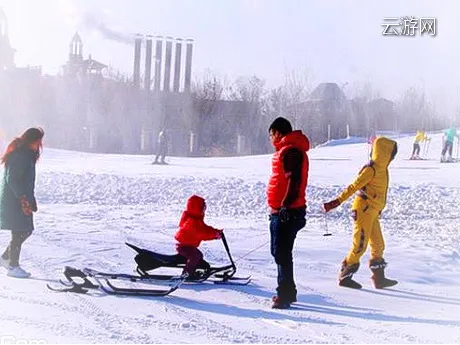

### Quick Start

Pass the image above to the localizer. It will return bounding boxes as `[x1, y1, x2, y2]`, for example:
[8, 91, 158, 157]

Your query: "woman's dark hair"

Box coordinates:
[269, 117, 293, 136]
[1, 127, 45, 164]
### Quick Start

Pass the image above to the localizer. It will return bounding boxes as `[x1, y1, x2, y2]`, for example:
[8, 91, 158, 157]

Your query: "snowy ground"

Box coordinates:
[0, 133, 459, 344]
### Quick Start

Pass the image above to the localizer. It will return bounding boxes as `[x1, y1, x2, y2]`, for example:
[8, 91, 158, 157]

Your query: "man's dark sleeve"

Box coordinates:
[281, 148, 304, 208]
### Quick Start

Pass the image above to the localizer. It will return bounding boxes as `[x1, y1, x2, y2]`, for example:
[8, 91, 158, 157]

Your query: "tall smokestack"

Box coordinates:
[133, 34, 142, 88]
[154, 36, 163, 91]
[173, 38, 183, 92]
[184, 38, 194, 93]
[144, 35, 153, 90]
[163, 36, 173, 92]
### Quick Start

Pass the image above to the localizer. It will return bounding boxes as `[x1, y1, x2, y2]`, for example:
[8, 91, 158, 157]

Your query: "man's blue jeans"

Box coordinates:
[269, 209, 306, 302]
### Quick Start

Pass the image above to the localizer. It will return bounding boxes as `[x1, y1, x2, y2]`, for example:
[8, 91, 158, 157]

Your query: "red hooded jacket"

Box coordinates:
[266, 130, 310, 210]
[174, 195, 221, 248]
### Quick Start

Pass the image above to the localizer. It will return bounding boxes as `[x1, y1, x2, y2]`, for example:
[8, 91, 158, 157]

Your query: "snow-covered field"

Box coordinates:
[1, 133, 459, 344]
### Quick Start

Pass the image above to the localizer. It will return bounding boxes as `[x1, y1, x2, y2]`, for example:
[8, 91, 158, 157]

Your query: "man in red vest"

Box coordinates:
[266, 117, 310, 309]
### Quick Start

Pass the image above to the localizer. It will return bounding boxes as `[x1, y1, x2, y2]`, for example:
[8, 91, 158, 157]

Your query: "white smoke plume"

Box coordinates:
[79, 10, 133, 45]
[58, 0, 133, 45]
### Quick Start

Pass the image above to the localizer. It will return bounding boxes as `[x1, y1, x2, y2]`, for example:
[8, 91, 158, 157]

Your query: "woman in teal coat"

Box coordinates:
[0, 127, 44, 278]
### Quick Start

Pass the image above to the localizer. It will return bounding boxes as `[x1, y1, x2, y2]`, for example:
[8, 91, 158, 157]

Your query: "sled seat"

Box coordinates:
[125, 242, 210, 272]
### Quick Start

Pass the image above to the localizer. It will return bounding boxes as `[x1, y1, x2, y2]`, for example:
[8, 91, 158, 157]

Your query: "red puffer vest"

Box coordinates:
[266, 130, 310, 210]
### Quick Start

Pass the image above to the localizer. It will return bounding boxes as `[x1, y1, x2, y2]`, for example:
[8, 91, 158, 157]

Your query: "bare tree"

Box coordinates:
[264, 68, 313, 142]
[191, 70, 231, 155]
[345, 81, 382, 137]
[228, 75, 270, 154]
[346, 81, 381, 102]
[267, 86, 287, 117]
[396, 86, 428, 132]
[281, 69, 312, 129]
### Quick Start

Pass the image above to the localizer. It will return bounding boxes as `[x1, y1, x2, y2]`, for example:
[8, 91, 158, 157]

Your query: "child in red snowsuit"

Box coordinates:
[174, 195, 223, 277]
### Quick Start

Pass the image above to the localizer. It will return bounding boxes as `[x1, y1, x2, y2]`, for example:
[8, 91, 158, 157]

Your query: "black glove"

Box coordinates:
[279, 207, 290, 223]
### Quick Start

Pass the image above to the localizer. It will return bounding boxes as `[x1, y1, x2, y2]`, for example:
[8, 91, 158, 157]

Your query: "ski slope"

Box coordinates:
[0, 132, 459, 344]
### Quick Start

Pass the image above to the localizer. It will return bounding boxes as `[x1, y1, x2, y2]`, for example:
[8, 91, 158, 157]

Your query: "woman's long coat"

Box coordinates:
[0, 147, 37, 232]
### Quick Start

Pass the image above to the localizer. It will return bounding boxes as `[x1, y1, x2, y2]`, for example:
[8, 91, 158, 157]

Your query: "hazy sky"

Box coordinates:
[1, 0, 459, 113]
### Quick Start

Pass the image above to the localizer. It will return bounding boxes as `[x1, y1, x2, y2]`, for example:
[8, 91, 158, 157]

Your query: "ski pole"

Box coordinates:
[323, 212, 332, 237]
[456, 138, 460, 160]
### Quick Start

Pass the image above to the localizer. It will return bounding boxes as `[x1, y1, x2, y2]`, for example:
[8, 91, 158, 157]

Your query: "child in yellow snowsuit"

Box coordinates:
[323, 137, 398, 289]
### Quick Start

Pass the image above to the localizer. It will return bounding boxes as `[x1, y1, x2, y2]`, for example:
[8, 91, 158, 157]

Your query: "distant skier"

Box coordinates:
[174, 195, 223, 278]
[441, 126, 459, 162]
[410, 130, 430, 160]
[0, 127, 44, 278]
[323, 136, 398, 289]
[153, 128, 169, 164]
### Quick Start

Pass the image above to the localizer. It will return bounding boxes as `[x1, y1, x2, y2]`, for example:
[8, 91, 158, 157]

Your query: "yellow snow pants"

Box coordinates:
[345, 205, 385, 265]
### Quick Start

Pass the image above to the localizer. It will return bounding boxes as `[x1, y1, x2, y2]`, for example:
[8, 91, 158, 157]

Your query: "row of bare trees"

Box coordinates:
[191, 69, 451, 154]
[190, 69, 313, 154]
[0, 65, 452, 156]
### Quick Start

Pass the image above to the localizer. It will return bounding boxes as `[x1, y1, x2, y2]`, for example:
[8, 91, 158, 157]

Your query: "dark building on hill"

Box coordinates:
[289, 82, 349, 145]
[287, 83, 399, 146]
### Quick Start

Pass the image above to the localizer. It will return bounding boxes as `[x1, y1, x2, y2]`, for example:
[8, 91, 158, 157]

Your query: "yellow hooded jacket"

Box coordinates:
[414, 131, 428, 143]
[337, 137, 397, 212]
